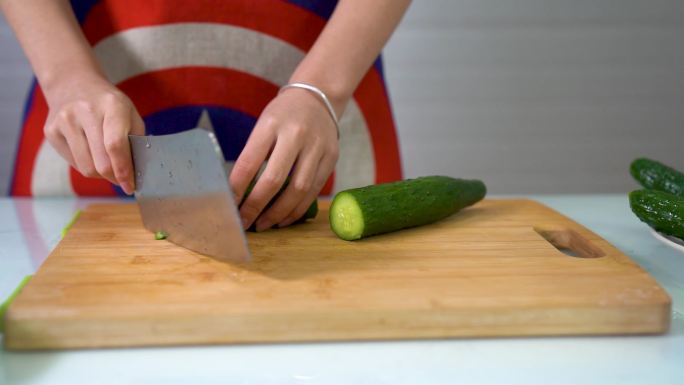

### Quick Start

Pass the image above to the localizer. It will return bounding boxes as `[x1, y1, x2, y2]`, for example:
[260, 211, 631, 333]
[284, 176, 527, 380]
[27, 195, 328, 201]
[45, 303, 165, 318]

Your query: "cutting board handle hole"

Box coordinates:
[534, 227, 605, 259]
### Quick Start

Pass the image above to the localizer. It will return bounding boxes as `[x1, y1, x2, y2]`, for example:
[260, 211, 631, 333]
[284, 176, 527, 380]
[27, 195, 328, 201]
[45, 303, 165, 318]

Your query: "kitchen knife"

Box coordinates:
[129, 128, 250, 263]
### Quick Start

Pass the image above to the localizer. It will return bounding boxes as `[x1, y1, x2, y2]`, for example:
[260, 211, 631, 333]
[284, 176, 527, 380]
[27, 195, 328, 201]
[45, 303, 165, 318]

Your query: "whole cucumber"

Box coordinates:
[630, 158, 684, 197]
[329, 176, 486, 241]
[629, 189, 684, 239]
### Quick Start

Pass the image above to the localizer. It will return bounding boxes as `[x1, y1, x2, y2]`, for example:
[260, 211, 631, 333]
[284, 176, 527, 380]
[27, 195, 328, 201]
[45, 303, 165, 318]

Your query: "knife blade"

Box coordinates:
[129, 128, 250, 263]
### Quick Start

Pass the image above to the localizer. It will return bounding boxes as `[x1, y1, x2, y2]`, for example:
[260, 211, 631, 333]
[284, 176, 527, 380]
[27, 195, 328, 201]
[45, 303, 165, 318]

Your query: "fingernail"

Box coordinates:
[278, 218, 294, 228]
[241, 216, 251, 230]
[122, 182, 133, 195]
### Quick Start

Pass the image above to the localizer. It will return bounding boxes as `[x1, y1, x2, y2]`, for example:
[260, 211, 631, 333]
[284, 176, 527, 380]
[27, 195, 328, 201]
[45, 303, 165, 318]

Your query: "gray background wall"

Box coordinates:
[1, 0, 683, 194]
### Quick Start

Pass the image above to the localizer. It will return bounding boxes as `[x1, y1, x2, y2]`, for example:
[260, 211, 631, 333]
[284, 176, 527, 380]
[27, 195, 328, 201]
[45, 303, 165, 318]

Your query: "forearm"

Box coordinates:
[289, 0, 411, 115]
[1, 0, 105, 103]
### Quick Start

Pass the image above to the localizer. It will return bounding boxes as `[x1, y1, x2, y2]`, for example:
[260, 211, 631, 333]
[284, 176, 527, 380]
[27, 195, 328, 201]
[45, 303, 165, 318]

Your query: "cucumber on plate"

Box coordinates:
[629, 189, 684, 240]
[630, 157, 684, 197]
[329, 176, 486, 241]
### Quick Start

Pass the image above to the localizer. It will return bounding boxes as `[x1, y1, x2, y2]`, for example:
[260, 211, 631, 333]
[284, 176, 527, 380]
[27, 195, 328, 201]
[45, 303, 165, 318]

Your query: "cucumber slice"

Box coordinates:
[329, 192, 365, 240]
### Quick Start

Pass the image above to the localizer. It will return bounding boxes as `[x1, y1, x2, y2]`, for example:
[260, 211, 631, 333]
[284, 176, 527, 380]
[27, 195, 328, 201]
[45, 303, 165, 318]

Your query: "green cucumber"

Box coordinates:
[241, 177, 318, 232]
[330, 176, 486, 241]
[629, 189, 684, 239]
[630, 158, 684, 197]
[302, 199, 319, 221]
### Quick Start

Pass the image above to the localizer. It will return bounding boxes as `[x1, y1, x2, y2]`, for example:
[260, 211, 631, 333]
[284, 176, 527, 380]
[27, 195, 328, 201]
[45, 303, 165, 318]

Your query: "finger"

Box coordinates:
[103, 102, 137, 195]
[239, 135, 300, 230]
[278, 154, 336, 228]
[255, 146, 323, 231]
[229, 124, 275, 204]
[78, 105, 116, 184]
[63, 122, 98, 179]
[44, 119, 76, 167]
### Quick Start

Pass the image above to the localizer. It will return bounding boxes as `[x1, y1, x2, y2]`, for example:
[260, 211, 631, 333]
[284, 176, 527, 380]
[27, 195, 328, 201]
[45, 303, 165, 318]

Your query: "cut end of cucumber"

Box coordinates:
[329, 192, 365, 241]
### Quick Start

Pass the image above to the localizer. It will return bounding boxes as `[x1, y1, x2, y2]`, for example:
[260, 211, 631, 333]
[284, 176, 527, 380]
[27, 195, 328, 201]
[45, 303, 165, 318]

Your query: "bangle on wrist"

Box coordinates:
[279, 82, 340, 139]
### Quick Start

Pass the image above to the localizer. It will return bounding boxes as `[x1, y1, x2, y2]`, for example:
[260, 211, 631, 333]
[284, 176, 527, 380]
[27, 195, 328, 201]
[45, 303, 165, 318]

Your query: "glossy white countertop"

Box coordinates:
[1, 195, 682, 385]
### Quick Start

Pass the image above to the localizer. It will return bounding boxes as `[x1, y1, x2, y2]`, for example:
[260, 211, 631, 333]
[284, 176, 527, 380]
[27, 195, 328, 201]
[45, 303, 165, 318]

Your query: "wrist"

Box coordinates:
[280, 83, 341, 138]
[40, 67, 109, 105]
[286, 74, 351, 119]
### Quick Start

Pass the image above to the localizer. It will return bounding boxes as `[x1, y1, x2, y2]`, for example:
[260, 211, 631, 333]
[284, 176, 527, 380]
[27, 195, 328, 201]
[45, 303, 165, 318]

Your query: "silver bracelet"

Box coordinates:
[279, 82, 340, 139]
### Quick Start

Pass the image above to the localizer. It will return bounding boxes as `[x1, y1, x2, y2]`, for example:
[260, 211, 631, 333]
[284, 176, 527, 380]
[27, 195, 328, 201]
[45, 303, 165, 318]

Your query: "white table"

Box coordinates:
[1, 196, 682, 385]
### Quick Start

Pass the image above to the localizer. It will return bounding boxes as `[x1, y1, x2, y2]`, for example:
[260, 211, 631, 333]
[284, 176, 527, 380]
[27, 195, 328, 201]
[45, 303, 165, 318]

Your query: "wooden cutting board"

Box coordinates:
[5, 200, 671, 350]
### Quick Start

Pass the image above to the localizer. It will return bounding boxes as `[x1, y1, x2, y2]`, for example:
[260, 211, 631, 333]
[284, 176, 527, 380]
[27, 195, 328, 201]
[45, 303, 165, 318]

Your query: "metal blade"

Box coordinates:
[129, 128, 250, 263]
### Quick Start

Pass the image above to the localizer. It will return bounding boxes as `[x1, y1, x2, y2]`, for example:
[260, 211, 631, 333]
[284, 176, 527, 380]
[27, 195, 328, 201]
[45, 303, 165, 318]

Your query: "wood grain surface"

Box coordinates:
[5, 200, 671, 350]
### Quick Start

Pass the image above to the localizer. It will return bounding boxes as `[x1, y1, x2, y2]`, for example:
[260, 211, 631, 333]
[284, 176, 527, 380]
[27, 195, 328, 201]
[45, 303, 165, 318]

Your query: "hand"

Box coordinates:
[230, 87, 341, 231]
[43, 73, 144, 194]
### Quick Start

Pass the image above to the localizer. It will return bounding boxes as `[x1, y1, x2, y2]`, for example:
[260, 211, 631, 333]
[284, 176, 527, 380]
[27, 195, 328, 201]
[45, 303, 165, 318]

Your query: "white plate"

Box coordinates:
[651, 229, 684, 253]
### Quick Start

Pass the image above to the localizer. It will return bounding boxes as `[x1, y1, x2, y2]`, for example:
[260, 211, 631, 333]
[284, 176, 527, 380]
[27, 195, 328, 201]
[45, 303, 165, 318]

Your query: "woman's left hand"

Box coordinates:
[230, 87, 341, 232]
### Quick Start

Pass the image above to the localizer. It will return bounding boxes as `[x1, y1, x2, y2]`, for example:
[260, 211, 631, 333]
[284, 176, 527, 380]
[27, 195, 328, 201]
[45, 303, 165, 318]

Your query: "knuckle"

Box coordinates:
[289, 124, 307, 139]
[43, 123, 59, 139]
[57, 109, 73, 123]
[292, 179, 311, 195]
[76, 100, 95, 114]
[104, 136, 125, 153]
[257, 114, 278, 130]
[102, 92, 123, 107]
[102, 91, 119, 102]
[310, 135, 324, 148]
[233, 158, 259, 176]
[260, 173, 285, 191]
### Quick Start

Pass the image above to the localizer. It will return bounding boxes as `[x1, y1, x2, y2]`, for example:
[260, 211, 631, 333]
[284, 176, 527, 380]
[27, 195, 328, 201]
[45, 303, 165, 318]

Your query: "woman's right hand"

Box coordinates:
[43, 74, 145, 194]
